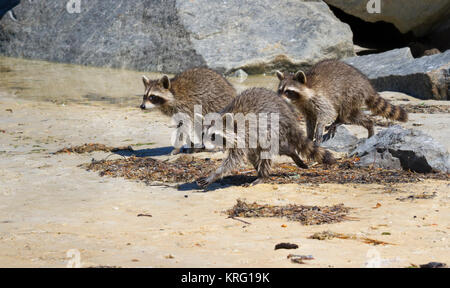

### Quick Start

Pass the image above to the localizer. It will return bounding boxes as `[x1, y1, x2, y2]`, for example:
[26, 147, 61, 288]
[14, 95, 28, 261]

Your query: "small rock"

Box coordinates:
[351, 125, 450, 173]
[274, 243, 299, 250]
[419, 262, 447, 268]
[321, 125, 361, 153]
[233, 69, 248, 83]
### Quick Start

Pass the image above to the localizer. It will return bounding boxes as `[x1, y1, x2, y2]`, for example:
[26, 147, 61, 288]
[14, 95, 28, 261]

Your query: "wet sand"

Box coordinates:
[0, 57, 449, 267]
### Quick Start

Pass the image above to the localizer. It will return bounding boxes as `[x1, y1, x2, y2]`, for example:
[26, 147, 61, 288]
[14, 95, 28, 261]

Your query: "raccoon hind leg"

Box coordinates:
[280, 145, 308, 169]
[348, 109, 374, 138]
[197, 148, 244, 189]
[246, 152, 272, 186]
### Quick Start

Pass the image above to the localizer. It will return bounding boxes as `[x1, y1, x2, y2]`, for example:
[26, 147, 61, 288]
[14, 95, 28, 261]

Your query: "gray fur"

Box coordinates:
[277, 60, 408, 144]
[197, 88, 335, 189]
[141, 67, 236, 153]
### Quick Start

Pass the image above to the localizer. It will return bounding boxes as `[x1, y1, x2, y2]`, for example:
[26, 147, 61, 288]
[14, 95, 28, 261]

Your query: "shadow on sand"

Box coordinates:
[112, 146, 174, 157]
[177, 175, 257, 192]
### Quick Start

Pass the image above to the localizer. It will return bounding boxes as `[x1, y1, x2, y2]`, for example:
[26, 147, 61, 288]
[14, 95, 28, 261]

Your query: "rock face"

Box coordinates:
[324, 0, 450, 37]
[351, 125, 450, 173]
[321, 125, 362, 153]
[0, 0, 354, 74]
[175, 0, 354, 74]
[345, 48, 450, 100]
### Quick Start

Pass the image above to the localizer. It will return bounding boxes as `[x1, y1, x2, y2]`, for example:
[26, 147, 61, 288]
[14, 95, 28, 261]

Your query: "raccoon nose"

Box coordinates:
[140, 104, 145, 110]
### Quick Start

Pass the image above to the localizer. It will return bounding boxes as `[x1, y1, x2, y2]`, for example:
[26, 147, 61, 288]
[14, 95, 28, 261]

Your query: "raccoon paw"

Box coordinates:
[243, 178, 265, 187]
[323, 127, 337, 142]
[171, 148, 182, 155]
[323, 123, 339, 141]
[184, 147, 206, 154]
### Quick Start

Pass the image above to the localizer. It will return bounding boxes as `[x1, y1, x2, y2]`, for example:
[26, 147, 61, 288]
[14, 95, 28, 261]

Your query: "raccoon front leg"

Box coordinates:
[306, 117, 316, 141]
[314, 122, 325, 145]
[197, 149, 243, 189]
[323, 118, 343, 141]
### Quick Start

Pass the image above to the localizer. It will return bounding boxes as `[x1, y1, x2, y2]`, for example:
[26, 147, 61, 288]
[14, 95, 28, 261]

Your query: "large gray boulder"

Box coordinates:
[321, 125, 362, 153]
[351, 125, 450, 173]
[324, 0, 450, 37]
[0, 0, 354, 74]
[345, 48, 450, 100]
[175, 0, 354, 74]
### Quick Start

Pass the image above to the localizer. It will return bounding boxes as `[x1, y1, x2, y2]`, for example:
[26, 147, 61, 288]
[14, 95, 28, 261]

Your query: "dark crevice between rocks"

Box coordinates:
[327, 5, 441, 58]
[388, 149, 433, 173]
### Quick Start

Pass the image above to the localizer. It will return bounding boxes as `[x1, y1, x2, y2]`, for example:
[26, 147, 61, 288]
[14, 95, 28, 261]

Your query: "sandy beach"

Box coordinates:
[0, 88, 449, 268]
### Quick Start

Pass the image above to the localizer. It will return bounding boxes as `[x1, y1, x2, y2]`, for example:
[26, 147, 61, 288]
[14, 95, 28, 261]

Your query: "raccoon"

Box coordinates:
[277, 60, 408, 144]
[196, 88, 335, 188]
[141, 67, 236, 153]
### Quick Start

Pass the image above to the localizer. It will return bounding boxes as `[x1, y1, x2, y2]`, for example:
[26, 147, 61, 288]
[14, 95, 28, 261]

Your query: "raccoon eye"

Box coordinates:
[285, 90, 298, 99]
[211, 133, 216, 141]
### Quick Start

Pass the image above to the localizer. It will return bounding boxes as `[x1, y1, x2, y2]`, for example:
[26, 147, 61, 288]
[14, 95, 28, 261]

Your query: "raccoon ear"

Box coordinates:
[142, 75, 150, 87]
[276, 70, 284, 81]
[159, 75, 171, 90]
[294, 70, 307, 84]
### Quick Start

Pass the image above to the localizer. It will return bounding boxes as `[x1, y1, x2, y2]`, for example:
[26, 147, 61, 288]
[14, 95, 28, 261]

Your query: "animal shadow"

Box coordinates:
[113, 146, 174, 157]
[178, 175, 257, 192]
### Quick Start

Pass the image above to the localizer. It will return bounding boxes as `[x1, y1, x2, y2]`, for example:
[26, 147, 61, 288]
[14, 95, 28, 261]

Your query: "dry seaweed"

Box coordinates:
[84, 155, 214, 185]
[55, 143, 133, 154]
[396, 192, 437, 202]
[309, 231, 394, 246]
[82, 155, 449, 186]
[275, 243, 299, 250]
[226, 199, 351, 225]
[287, 254, 314, 264]
[400, 104, 450, 114]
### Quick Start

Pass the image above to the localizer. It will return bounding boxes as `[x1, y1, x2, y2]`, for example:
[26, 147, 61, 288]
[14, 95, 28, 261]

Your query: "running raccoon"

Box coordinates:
[141, 67, 236, 154]
[277, 60, 408, 144]
[197, 88, 335, 188]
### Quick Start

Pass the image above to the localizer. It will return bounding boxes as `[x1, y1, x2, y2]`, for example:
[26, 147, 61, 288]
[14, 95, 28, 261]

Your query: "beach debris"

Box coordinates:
[419, 262, 447, 268]
[227, 216, 251, 225]
[309, 231, 394, 246]
[85, 155, 214, 185]
[137, 213, 152, 217]
[274, 243, 299, 250]
[396, 192, 437, 202]
[352, 125, 450, 173]
[226, 199, 351, 225]
[82, 156, 449, 187]
[86, 265, 122, 268]
[56, 143, 133, 154]
[400, 104, 450, 114]
[287, 254, 314, 264]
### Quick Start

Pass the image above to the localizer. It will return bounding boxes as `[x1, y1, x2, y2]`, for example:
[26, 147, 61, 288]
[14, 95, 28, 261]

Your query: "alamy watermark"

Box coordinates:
[66, 249, 81, 268]
[171, 105, 280, 160]
[367, 0, 381, 14]
[66, 0, 81, 14]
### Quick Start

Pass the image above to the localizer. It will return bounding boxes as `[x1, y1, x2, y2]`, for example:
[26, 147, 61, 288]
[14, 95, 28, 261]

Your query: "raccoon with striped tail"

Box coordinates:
[196, 88, 335, 189]
[141, 67, 236, 154]
[277, 60, 408, 145]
